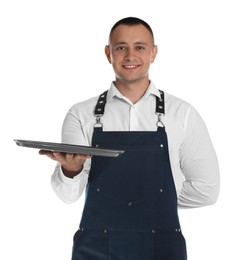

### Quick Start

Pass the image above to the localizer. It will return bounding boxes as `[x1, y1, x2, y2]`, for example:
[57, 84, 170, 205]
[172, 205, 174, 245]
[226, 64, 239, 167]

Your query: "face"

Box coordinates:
[105, 24, 158, 85]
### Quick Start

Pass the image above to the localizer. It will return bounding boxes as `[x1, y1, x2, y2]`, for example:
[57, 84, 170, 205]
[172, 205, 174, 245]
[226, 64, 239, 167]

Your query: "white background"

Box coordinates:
[1, 0, 241, 259]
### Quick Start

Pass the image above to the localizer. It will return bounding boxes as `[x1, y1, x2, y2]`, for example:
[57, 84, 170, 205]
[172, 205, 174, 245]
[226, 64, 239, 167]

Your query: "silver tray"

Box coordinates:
[14, 139, 125, 157]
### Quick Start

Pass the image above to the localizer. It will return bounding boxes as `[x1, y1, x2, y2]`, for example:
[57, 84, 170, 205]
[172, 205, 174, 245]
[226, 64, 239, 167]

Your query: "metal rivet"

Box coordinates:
[99, 100, 104, 103]
[159, 106, 163, 109]
[97, 108, 101, 111]
[81, 227, 84, 231]
[128, 202, 133, 206]
[152, 230, 156, 234]
[101, 95, 105, 98]
[97, 188, 100, 192]
[104, 229, 107, 233]
[160, 189, 163, 192]
[160, 144, 163, 147]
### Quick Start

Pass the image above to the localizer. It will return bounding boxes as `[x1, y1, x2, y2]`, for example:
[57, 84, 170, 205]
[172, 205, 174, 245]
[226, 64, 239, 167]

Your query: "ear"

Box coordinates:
[151, 45, 158, 63]
[105, 45, 112, 64]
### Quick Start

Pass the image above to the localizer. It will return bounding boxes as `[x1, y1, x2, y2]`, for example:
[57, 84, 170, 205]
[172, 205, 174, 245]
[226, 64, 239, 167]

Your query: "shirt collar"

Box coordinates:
[106, 81, 161, 103]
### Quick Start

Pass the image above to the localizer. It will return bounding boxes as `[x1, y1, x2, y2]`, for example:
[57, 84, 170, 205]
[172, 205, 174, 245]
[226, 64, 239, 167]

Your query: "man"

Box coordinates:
[40, 17, 220, 260]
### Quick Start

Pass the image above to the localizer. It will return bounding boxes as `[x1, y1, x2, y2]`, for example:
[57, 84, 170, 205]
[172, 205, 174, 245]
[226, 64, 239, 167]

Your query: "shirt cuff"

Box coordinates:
[58, 164, 87, 184]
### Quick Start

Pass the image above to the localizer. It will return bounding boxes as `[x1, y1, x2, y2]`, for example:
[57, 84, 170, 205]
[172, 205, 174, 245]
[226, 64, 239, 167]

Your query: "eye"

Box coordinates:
[136, 45, 145, 51]
[116, 46, 126, 51]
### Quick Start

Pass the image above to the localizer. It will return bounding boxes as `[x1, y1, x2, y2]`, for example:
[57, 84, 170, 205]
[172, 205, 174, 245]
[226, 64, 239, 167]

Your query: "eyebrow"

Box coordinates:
[111, 41, 148, 46]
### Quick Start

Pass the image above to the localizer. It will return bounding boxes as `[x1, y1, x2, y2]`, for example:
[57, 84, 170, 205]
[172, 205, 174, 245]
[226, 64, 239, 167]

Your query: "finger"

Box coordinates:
[52, 152, 66, 163]
[74, 154, 92, 161]
[39, 150, 57, 160]
[39, 150, 52, 155]
[48, 152, 68, 164]
[65, 153, 74, 161]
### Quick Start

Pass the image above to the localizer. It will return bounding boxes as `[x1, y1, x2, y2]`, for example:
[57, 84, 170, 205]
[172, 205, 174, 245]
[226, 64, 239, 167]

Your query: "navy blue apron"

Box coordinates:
[72, 90, 187, 260]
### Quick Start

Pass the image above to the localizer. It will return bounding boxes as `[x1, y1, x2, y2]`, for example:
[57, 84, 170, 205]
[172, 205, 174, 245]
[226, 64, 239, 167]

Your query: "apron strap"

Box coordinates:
[94, 90, 108, 116]
[94, 89, 165, 126]
[156, 90, 165, 115]
[156, 90, 165, 127]
[94, 91, 108, 127]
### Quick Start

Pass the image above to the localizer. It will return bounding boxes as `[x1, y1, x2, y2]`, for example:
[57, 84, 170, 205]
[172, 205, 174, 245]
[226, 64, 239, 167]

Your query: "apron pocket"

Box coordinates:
[108, 230, 151, 260]
[92, 146, 165, 205]
[152, 228, 187, 260]
[72, 228, 108, 260]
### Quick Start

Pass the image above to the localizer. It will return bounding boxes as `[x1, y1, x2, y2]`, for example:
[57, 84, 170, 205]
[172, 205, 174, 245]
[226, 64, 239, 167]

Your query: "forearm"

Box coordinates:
[51, 108, 91, 202]
[51, 163, 89, 203]
[178, 150, 220, 208]
[178, 178, 220, 208]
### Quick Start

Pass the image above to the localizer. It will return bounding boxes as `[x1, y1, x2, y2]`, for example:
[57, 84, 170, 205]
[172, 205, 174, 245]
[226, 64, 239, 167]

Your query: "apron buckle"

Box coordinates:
[156, 113, 165, 127]
[94, 115, 103, 127]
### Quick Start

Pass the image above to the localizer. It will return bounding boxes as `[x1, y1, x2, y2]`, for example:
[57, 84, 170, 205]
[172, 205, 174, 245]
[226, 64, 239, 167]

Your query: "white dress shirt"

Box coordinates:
[51, 81, 220, 208]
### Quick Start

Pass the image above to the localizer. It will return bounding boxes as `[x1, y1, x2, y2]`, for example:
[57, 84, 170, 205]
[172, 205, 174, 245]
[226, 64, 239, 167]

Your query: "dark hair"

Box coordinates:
[109, 17, 154, 43]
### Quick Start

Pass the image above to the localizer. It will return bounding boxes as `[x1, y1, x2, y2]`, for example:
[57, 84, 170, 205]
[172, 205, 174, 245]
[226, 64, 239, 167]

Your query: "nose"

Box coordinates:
[124, 48, 137, 62]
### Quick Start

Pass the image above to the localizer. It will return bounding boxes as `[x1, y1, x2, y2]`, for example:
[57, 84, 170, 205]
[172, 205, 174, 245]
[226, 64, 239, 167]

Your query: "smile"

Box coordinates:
[123, 65, 140, 69]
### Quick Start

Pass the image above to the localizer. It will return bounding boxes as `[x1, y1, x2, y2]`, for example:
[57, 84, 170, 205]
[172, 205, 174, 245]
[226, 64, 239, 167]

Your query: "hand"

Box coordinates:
[39, 150, 92, 178]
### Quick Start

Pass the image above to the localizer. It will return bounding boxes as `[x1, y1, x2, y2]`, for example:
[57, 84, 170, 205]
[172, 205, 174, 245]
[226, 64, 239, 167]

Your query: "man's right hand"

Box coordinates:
[39, 150, 92, 178]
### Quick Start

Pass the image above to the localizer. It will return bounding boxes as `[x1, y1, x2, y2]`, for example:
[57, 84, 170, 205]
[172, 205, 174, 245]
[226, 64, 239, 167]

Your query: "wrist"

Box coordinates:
[61, 165, 83, 178]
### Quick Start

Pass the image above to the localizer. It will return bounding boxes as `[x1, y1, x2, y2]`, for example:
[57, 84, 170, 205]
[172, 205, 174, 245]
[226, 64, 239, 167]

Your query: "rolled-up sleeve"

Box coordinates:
[178, 106, 220, 208]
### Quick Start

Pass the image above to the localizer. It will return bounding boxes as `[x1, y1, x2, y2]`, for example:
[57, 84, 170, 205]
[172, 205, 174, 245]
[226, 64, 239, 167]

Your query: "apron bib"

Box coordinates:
[72, 90, 187, 260]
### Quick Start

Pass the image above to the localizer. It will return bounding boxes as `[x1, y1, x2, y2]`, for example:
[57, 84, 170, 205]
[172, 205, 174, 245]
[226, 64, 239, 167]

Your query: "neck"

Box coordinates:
[115, 79, 150, 104]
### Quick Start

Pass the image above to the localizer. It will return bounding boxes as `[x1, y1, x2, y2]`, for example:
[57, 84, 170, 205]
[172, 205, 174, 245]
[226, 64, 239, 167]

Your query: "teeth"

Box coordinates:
[125, 65, 137, 68]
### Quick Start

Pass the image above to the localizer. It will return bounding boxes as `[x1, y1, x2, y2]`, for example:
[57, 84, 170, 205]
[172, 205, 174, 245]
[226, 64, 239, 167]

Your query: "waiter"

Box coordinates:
[40, 17, 220, 259]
